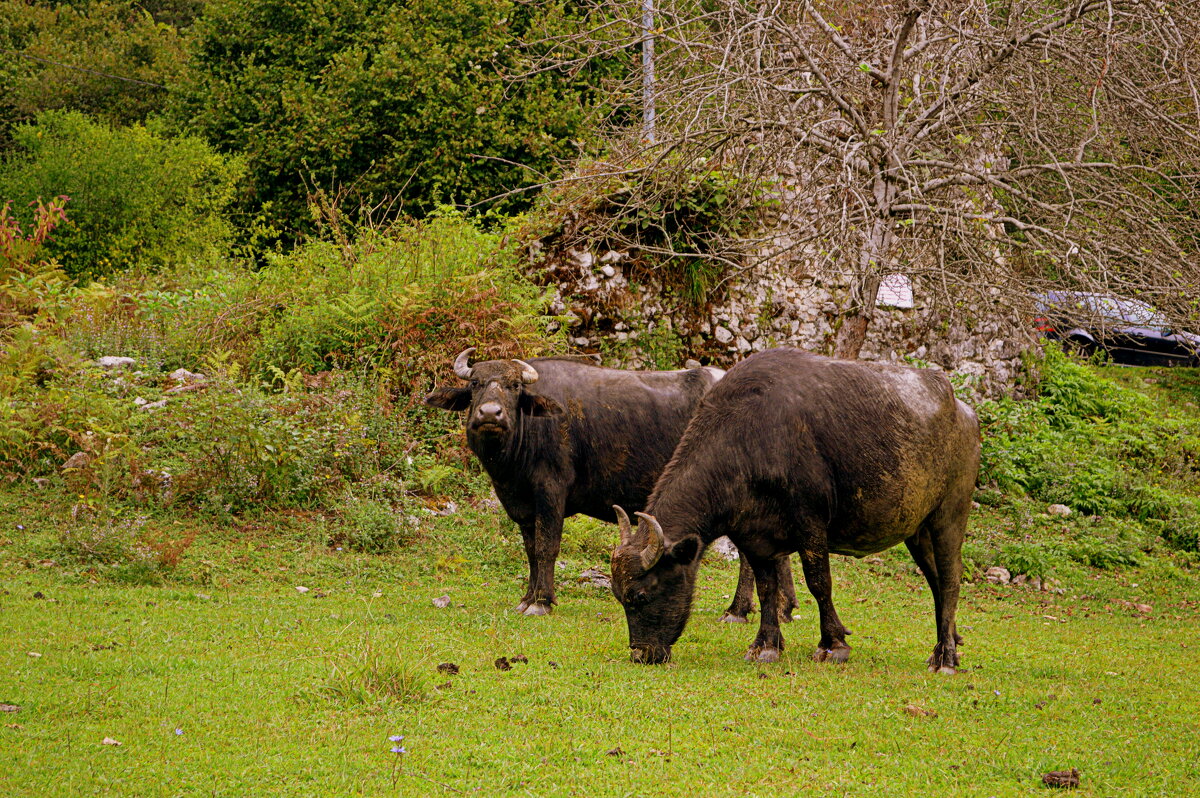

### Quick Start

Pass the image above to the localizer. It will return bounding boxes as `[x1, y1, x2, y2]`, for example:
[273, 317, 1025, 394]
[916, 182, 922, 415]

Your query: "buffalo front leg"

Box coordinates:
[518, 498, 565, 616]
[721, 555, 755, 623]
[515, 522, 539, 614]
[743, 555, 785, 663]
[797, 544, 851, 664]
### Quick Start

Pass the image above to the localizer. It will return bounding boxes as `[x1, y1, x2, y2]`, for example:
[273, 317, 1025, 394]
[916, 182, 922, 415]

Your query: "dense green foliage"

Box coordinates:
[0, 111, 244, 279]
[173, 0, 609, 231]
[0, 1, 192, 141]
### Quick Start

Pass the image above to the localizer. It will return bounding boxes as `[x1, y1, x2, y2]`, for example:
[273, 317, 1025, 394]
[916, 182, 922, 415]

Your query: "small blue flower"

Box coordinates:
[390, 746, 407, 754]
[174, 728, 183, 736]
[388, 735, 404, 742]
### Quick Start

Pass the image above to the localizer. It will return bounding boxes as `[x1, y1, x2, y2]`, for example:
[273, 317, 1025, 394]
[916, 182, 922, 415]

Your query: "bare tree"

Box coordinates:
[527, 0, 1200, 358]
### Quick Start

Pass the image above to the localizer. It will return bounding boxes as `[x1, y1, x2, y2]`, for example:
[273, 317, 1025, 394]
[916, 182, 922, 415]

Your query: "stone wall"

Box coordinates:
[530, 243, 1037, 400]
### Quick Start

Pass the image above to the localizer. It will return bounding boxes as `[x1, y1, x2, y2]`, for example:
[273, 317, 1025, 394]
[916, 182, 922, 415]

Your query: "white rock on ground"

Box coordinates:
[710, 536, 740, 561]
[97, 356, 136, 370]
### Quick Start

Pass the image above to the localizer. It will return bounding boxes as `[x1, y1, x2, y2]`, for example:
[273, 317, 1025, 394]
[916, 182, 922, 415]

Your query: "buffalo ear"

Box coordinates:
[521, 393, 563, 417]
[424, 386, 472, 411]
[667, 536, 701, 565]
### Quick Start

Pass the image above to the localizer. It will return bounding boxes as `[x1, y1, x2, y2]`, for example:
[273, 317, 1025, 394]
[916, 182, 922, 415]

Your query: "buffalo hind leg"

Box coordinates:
[797, 543, 851, 664]
[904, 529, 964, 652]
[721, 556, 755, 623]
[778, 555, 799, 623]
[743, 555, 785, 662]
[912, 499, 969, 673]
[722, 553, 799, 624]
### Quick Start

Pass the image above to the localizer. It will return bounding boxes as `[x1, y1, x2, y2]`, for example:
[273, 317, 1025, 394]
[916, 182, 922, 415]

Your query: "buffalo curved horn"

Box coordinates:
[453, 347, 475, 379]
[614, 505, 632, 546]
[635, 512, 665, 571]
[513, 359, 539, 385]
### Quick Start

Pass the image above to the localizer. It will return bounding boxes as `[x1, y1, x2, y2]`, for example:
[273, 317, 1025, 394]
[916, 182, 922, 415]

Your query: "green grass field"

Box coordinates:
[3, 503, 1198, 797]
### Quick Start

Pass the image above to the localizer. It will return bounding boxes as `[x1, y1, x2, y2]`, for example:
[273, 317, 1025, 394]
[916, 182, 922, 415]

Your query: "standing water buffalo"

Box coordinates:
[611, 347, 980, 672]
[425, 348, 726, 616]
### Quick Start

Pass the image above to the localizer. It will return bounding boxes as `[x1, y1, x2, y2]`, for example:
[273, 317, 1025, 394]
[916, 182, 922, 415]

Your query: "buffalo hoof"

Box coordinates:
[926, 648, 959, 674]
[744, 646, 781, 663]
[813, 642, 851, 664]
[719, 612, 750, 624]
[522, 601, 552, 617]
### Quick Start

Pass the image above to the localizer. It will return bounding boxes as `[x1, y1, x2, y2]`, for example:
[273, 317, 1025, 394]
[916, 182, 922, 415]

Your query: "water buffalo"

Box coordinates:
[611, 347, 980, 672]
[425, 347, 726, 615]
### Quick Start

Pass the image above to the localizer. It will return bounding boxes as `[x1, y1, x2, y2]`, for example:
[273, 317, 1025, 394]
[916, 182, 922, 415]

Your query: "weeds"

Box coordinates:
[304, 638, 428, 709]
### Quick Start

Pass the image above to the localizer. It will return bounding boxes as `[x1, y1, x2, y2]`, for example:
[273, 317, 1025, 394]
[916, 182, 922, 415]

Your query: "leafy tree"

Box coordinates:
[172, 0, 611, 231]
[0, 1, 192, 141]
[0, 110, 244, 279]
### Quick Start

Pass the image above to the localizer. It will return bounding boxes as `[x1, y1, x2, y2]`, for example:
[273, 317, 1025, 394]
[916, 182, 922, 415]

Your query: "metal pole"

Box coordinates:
[642, 0, 656, 143]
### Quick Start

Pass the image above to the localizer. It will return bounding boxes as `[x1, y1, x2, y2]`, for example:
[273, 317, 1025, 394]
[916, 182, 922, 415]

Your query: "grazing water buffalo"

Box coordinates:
[425, 348, 725, 615]
[611, 347, 980, 672]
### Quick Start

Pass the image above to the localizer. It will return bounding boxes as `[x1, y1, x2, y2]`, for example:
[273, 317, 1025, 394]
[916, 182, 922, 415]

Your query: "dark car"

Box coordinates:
[1032, 291, 1200, 367]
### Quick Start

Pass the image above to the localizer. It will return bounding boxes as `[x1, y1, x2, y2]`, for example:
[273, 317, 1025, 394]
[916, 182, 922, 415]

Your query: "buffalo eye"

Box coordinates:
[627, 589, 650, 607]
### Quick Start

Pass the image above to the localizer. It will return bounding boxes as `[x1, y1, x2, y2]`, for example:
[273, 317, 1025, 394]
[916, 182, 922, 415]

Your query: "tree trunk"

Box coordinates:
[833, 209, 890, 360]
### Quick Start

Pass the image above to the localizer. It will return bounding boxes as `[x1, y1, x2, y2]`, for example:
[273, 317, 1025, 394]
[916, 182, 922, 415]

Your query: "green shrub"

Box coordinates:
[248, 211, 560, 392]
[977, 345, 1200, 552]
[174, 0, 612, 231]
[996, 542, 1056, 580]
[0, 111, 244, 279]
[337, 496, 411, 554]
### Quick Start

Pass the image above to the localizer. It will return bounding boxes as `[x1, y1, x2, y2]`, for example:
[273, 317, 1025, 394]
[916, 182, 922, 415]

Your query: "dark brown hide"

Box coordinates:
[611, 348, 980, 670]
[426, 352, 724, 615]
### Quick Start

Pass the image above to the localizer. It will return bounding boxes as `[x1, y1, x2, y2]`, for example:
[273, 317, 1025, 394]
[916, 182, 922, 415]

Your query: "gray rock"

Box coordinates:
[61, 452, 91, 471]
[432, 594, 451, 608]
[684, 359, 702, 369]
[600, 265, 616, 278]
[1047, 504, 1072, 517]
[138, 399, 168, 412]
[714, 326, 734, 344]
[169, 368, 205, 383]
